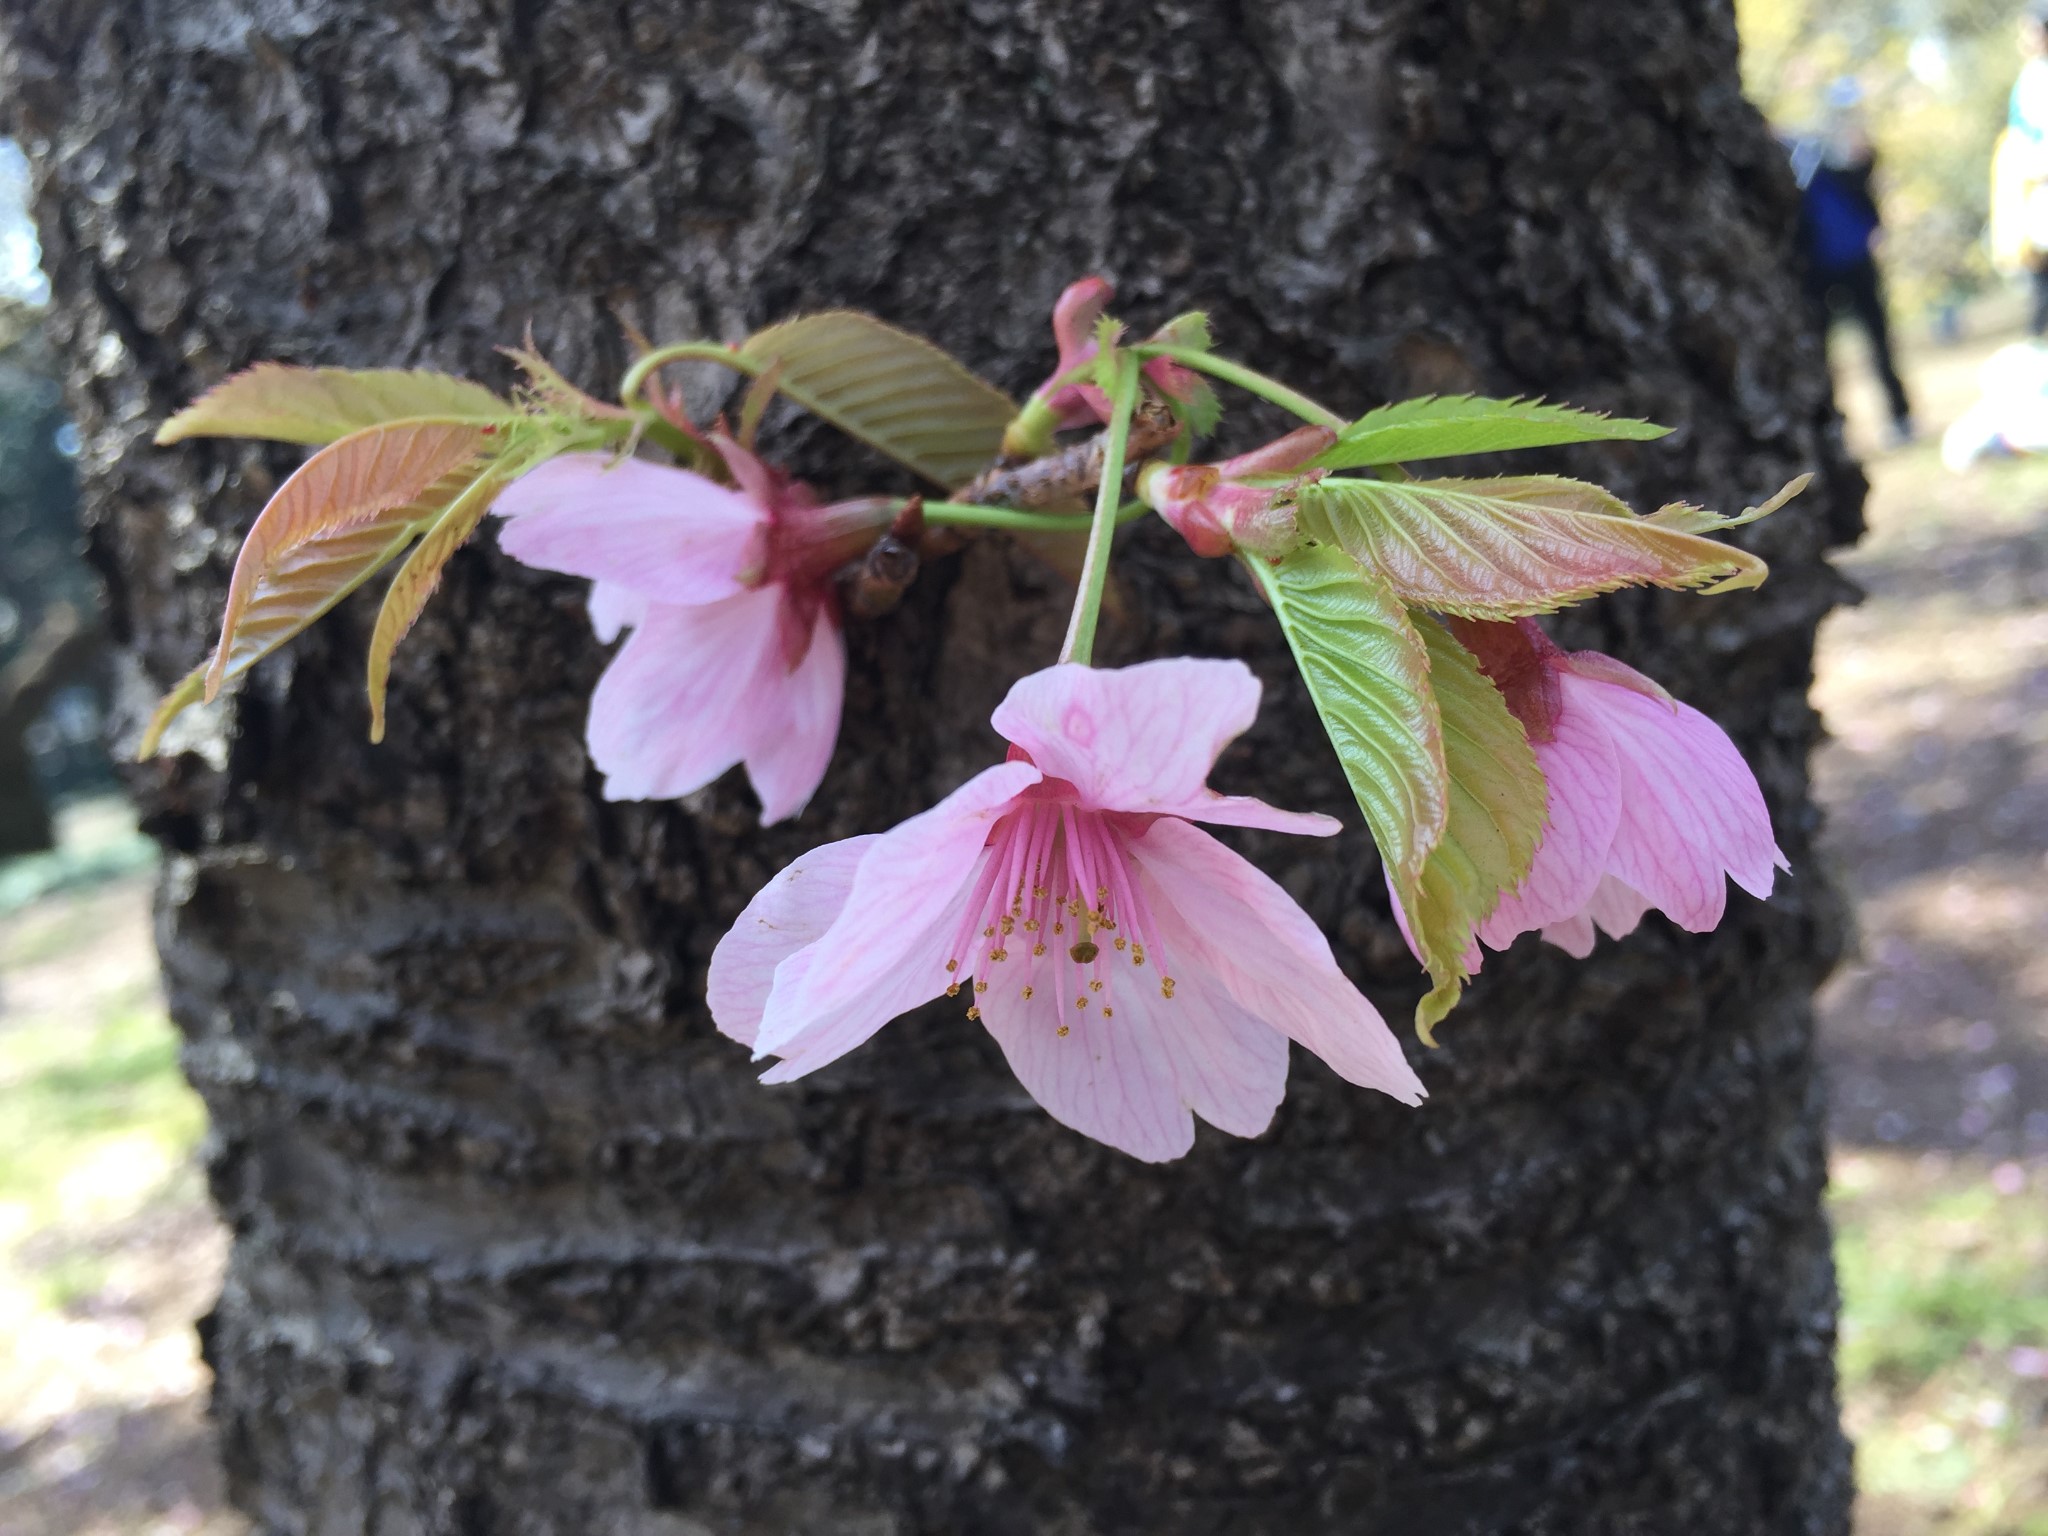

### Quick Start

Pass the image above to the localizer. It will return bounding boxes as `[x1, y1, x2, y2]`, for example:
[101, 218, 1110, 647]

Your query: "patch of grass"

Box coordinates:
[0, 1001, 206, 1234]
[1834, 1153, 2048, 1533]
[1837, 1160, 2048, 1386]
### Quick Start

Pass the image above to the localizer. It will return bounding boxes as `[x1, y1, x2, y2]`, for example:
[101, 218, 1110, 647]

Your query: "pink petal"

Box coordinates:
[756, 905, 968, 1084]
[588, 581, 648, 644]
[707, 835, 876, 1048]
[1537, 877, 1649, 958]
[993, 659, 1328, 831]
[1475, 698, 1623, 948]
[585, 587, 784, 802]
[741, 608, 845, 826]
[979, 955, 1288, 1162]
[752, 761, 1043, 1064]
[1587, 875, 1652, 939]
[1540, 913, 1597, 957]
[1126, 819, 1425, 1104]
[496, 454, 768, 603]
[1571, 674, 1787, 930]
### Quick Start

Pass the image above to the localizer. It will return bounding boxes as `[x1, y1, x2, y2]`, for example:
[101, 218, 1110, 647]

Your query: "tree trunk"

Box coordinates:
[1, 2, 1859, 1531]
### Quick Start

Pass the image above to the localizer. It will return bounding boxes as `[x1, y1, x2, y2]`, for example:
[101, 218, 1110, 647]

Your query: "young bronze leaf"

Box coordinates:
[157, 364, 511, 446]
[205, 423, 493, 700]
[1310, 395, 1669, 471]
[740, 312, 1016, 489]
[1405, 618, 1547, 1040]
[138, 469, 479, 755]
[136, 664, 209, 760]
[1297, 474, 1769, 619]
[1251, 544, 1447, 889]
[364, 470, 511, 742]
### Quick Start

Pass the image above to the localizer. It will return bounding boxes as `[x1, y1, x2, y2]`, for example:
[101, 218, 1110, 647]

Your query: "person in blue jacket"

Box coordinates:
[1792, 83, 1915, 445]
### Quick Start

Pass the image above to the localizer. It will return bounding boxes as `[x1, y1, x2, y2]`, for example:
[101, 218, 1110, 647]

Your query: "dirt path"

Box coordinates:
[1816, 354, 2048, 1161]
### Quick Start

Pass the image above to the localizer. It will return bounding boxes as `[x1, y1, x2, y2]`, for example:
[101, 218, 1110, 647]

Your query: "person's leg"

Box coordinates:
[1841, 259, 1913, 432]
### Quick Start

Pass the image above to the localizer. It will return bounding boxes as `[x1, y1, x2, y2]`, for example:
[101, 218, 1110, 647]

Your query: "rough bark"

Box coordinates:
[1, 2, 1860, 1531]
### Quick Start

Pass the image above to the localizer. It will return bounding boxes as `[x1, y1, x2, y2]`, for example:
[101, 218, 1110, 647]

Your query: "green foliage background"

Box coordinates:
[1739, 0, 2026, 318]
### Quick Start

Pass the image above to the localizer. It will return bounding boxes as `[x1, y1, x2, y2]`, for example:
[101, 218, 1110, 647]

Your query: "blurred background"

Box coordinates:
[4, 6, 2048, 1534]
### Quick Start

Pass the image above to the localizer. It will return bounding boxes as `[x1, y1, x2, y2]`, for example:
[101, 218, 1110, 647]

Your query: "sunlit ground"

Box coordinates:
[1, 311, 2045, 1531]
[0, 802, 239, 1536]
[1825, 302, 2048, 1535]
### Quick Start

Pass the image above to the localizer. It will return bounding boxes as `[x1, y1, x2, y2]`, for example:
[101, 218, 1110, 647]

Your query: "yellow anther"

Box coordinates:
[1033, 942, 1047, 957]
[945, 958, 959, 973]
[1033, 885, 1049, 900]
[990, 948, 1008, 962]
[1057, 1024, 1071, 1037]
[983, 925, 997, 938]
[1023, 918, 1040, 932]
[1102, 1007, 1114, 1018]
[1113, 936, 1127, 951]
[1076, 997, 1088, 1009]
[1089, 979, 1103, 993]
[966, 1005, 981, 1021]
[1053, 922, 1065, 935]
[1000, 915, 1015, 936]
[946, 982, 961, 997]
[975, 980, 988, 994]
[1021, 985, 1034, 1000]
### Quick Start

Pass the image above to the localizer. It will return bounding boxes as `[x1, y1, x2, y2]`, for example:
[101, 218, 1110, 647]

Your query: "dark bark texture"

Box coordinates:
[1, 2, 1861, 1531]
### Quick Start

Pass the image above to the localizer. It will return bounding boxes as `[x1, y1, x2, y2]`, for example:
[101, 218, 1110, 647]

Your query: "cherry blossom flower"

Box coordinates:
[708, 659, 1425, 1162]
[1452, 618, 1788, 957]
[1135, 426, 1336, 557]
[496, 437, 886, 824]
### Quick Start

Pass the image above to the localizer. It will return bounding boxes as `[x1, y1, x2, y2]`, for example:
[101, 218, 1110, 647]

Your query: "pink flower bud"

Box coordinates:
[1137, 426, 1336, 558]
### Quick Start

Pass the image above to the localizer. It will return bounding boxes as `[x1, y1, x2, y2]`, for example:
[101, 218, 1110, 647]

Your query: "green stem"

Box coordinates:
[1059, 354, 1142, 666]
[1137, 345, 1345, 430]
[618, 341, 762, 413]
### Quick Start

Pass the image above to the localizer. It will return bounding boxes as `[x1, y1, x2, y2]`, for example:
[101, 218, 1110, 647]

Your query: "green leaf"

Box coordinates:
[1090, 314, 1124, 400]
[1645, 472, 1812, 539]
[1311, 395, 1669, 471]
[1251, 544, 1447, 895]
[1147, 311, 1213, 353]
[157, 364, 512, 446]
[1296, 474, 1769, 618]
[1253, 546, 1547, 1040]
[365, 468, 513, 742]
[205, 422, 496, 699]
[740, 312, 1016, 489]
[501, 346, 634, 423]
[1406, 618, 1547, 1040]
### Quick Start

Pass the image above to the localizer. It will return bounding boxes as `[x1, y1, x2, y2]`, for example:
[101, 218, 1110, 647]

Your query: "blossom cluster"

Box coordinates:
[148, 280, 1800, 1162]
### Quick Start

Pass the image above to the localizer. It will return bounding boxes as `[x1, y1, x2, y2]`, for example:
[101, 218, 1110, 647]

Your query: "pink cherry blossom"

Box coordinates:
[1136, 426, 1336, 557]
[496, 438, 880, 825]
[1027, 276, 1204, 430]
[708, 659, 1425, 1162]
[1452, 618, 1788, 956]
